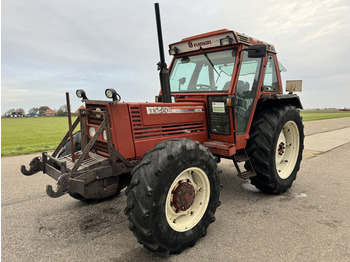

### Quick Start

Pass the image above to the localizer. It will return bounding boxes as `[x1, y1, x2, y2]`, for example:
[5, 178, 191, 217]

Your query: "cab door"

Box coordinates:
[234, 51, 263, 136]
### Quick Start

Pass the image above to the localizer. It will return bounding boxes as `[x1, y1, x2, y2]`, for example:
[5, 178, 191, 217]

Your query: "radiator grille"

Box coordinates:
[86, 104, 109, 125]
[85, 103, 109, 154]
[130, 105, 205, 140]
[134, 123, 205, 139]
[130, 106, 142, 127]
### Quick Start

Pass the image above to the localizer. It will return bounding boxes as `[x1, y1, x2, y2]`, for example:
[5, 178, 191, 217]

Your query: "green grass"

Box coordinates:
[1, 117, 79, 156]
[2, 110, 350, 156]
[300, 110, 350, 121]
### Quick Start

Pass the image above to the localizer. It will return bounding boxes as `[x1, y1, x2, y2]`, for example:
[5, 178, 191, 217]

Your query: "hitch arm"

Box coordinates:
[20, 157, 42, 176]
[46, 173, 69, 198]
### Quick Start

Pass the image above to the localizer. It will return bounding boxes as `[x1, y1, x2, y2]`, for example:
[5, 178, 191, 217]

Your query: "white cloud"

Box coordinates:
[2, 0, 350, 113]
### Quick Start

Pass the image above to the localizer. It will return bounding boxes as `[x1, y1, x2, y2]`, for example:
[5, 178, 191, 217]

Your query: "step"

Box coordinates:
[238, 171, 257, 180]
[235, 154, 250, 162]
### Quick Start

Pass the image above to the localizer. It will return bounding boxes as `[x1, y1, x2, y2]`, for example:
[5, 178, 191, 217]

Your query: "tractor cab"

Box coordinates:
[165, 29, 284, 154]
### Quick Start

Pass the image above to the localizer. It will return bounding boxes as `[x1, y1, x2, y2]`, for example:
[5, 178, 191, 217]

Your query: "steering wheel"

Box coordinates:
[194, 84, 215, 91]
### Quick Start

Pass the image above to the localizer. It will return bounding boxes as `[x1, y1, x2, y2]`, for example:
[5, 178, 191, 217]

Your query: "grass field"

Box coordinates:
[2, 110, 350, 156]
[300, 110, 350, 121]
[1, 117, 79, 156]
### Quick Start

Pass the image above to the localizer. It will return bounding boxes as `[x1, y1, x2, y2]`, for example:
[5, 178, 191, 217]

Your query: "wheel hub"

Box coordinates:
[278, 142, 286, 156]
[171, 180, 195, 212]
[275, 121, 300, 179]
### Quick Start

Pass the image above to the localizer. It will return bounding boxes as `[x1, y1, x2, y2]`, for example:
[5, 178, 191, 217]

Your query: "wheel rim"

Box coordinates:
[165, 167, 210, 232]
[275, 121, 300, 179]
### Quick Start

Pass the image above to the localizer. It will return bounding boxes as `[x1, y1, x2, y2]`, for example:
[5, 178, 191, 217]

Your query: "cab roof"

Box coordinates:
[169, 29, 276, 55]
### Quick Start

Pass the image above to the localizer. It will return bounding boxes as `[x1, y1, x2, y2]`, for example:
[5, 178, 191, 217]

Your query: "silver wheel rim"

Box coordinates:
[165, 167, 210, 232]
[275, 121, 300, 179]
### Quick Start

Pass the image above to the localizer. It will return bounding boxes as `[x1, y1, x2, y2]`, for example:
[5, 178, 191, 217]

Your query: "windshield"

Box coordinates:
[169, 49, 237, 92]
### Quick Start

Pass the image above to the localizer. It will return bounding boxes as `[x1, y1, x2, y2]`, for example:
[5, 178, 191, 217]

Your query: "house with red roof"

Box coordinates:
[44, 108, 56, 116]
[74, 105, 85, 115]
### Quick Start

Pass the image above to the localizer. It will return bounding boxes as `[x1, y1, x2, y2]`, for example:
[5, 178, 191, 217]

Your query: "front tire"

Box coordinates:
[124, 139, 221, 254]
[246, 104, 304, 194]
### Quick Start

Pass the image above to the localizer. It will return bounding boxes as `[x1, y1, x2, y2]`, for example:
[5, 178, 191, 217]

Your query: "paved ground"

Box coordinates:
[2, 117, 350, 261]
[303, 117, 350, 159]
[303, 117, 350, 136]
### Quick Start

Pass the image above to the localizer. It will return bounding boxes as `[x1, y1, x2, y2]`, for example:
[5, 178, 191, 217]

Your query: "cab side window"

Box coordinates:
[263, 55, 279, 92]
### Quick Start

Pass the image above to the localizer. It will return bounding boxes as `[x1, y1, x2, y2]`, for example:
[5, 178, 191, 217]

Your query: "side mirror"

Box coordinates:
[179, 77, 186, 85]
[246, 45, 267, 58]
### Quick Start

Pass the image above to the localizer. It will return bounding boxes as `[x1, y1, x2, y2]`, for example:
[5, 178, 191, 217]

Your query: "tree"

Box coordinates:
[4, 109, 15, 116]
[28, 107, 39, 115]
[38, 106, 50, 116]
[17, 108, 25, 115]
[56, 105, 68, 116]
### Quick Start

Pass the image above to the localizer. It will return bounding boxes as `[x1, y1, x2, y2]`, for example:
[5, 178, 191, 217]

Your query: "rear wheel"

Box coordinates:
[125, 138, 221, 254]
[246, 104, 304, 194]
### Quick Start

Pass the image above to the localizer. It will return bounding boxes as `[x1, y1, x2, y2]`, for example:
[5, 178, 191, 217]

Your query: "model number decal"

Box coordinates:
[146, 106, 203, 115]
[147, 107, 171, 114]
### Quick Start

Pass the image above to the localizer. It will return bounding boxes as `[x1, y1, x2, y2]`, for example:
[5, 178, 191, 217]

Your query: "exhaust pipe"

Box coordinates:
[154, 3, 172, 103]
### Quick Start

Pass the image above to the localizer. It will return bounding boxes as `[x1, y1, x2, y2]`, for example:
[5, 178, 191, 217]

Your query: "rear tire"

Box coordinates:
[124, 138, 221, 254]
[246, 104, 304, 194]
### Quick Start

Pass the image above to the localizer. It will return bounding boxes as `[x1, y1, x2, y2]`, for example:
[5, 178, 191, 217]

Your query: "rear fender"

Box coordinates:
[259, 94, 303, 109]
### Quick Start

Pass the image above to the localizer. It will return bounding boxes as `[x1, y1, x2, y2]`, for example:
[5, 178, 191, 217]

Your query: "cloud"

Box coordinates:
[2, 0, 350, 113]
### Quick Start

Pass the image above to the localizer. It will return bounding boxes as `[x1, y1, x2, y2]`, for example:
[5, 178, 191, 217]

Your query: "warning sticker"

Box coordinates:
[212, 102, 225, 113]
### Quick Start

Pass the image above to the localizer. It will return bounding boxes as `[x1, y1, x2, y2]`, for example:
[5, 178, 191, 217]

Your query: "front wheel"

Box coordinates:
[246, 104, 304, 194]
[124, 139, 221, 254]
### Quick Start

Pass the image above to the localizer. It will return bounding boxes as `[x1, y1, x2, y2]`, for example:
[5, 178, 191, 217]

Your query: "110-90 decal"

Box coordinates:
[146, 106, 204, 115]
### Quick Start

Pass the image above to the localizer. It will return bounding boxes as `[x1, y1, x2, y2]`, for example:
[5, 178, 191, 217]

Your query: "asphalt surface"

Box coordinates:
[2, 117, 350, 262]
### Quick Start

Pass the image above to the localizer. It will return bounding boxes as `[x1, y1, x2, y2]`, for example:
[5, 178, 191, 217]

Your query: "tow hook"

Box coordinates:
[20, 157, 42, 176]
[46, 173, 69, 198]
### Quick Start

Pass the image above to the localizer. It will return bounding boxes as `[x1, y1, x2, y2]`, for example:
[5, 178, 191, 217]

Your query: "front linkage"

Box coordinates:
[21, 108, 138, 201]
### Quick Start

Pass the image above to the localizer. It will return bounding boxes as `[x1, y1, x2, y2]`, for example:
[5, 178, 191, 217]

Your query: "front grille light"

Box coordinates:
[89, 127, 96, 137]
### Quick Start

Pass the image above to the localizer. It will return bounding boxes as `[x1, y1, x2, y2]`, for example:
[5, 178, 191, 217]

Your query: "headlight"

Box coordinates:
[105, 89, 116, 99]
[220, 36, 233, 46]
[105, 88, 121, 102]
[76, 89, 88, 100]
[169, 47, 179, 55]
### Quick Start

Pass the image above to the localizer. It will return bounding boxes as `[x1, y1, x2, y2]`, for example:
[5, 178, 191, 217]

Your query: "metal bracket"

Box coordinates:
[20, 157, 42, 176]
[46, 173, 69, 198]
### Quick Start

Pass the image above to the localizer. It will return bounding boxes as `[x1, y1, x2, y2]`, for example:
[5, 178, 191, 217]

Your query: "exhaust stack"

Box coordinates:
[154, 3, 172, 103]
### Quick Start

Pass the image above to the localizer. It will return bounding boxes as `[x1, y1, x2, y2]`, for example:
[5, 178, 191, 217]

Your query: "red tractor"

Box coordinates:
[21, 3, 304, 255]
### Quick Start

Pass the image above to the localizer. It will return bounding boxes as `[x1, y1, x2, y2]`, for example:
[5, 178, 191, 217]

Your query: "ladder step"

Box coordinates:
[235, 154, 250, 162]
[238, 171, 257, 180]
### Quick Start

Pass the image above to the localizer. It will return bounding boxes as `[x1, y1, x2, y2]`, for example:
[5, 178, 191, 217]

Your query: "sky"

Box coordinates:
[2, 0, 350, 114]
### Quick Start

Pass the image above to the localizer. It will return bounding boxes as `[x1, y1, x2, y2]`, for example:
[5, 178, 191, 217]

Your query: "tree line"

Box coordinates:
[3, 105, 69, 117]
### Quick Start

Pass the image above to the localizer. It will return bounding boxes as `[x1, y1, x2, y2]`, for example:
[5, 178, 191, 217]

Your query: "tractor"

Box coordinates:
[21, 3, 304, 255]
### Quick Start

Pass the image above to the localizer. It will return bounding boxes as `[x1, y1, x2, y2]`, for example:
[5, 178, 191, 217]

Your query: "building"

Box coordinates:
[44, 108, 56, 116]
[6, 110, 24, 117]
[74, 105, 85, 115]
